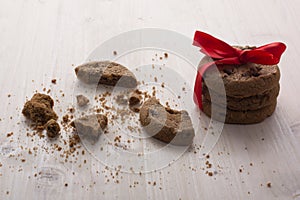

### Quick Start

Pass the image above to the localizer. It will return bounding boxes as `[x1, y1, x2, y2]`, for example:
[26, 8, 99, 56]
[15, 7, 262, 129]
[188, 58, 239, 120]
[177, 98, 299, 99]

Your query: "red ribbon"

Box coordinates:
[193, 31, 286, 110]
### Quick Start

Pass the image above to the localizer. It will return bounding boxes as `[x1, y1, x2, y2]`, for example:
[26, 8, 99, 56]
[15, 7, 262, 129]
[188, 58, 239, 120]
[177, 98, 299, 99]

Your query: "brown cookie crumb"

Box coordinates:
[129, 92, 142, 106]
[76, 95, 89, 107]
[267, 182, 271, 188]
[69, 134, 81, 148]
[164, 53, 168, 58]
[45, 119, 61, 138]
[62, 115, 69, 123]
[6, 132, 13, 137]
[51, 79, 57, 84]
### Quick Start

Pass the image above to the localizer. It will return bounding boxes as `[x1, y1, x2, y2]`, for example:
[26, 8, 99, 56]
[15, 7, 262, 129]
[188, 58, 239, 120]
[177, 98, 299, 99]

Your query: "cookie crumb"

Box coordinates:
[45, 119, 61, 138]
[6, 132, 13, 137]
[69, 107, 75, 113]
[113, 51, 117, 55]
[267, 182, 271, 188]
[62, 115, 69, 123]
[129, 92, 142, 106]
[51, 79, 57, 84]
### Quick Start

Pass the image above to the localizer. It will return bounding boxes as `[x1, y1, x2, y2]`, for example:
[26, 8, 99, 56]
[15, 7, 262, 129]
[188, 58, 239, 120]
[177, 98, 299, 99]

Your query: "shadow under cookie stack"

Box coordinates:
[201, 50, 281, 124]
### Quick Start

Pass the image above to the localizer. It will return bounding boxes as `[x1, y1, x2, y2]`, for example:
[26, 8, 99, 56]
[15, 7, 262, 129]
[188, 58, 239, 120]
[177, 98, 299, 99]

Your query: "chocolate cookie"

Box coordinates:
[202, 99, 277, 124]
[200, 56, 280, 97]
[75, 61, 137, 88]
[202, 83, 280, 111]
[139, 97, 195, 146]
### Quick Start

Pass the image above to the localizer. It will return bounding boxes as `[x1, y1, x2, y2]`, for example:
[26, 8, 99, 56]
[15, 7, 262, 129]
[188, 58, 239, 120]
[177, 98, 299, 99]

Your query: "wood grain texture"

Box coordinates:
[1, 0, 300, 199]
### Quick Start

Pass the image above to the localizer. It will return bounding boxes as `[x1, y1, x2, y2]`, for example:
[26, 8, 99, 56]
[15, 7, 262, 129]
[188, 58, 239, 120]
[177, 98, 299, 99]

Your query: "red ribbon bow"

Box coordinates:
[193, 31, 286, 110]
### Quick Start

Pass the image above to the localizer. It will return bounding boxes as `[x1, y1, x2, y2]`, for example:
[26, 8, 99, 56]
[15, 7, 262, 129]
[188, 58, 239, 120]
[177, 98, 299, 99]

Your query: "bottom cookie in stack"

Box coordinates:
[201, 83, 279, 124]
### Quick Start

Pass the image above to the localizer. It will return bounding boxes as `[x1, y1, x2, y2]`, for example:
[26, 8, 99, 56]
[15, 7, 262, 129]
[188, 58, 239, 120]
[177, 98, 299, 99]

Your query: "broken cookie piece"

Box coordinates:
[22, 93, 58, 125]
[71, 114, 108, 142]
[76, 95, 89, 107]
[45, 119, 61, 138]
[75, 61, 137, 88]
[139, 97, 195, 146]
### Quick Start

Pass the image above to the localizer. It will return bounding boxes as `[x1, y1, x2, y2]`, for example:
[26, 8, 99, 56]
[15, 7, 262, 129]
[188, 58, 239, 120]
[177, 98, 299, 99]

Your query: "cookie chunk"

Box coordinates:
[202, 100, 277, 124]
[129, 92, 142, 106]
[22, 93, 58, 125]
[201, 55, 280, 97]
[203, 83, 280, 111]
[71, 114, 108, 141]
[75, 61, 137, 88]
[139, 97, 194, 146]
[76, 95, 89, 107]
[45, 119, 61, 138]
[129, 90, 143, 113]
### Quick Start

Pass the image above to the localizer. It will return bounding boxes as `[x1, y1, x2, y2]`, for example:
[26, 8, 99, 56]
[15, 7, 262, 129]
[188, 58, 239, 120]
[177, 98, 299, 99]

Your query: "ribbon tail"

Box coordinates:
[194, 61, 216, 110]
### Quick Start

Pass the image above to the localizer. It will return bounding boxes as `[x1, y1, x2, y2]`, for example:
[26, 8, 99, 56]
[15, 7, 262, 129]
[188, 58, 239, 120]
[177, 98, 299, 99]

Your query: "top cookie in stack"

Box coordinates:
[201, 47, 281, 124]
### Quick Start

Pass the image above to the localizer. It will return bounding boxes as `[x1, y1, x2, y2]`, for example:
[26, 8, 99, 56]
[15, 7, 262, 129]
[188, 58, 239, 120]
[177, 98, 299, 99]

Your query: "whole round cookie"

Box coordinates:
[202, 83, 280, 111]
[200, 55, 281, 97]
[202, 100, 277, 124]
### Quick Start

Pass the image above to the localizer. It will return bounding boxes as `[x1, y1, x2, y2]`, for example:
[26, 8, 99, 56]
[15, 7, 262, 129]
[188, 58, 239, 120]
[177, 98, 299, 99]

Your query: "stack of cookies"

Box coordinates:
[200, 52, 280, 124]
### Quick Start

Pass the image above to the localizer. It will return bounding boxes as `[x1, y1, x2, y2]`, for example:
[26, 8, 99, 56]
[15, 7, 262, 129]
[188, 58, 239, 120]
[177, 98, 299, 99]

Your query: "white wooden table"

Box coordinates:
[1, 0, 300, 199]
